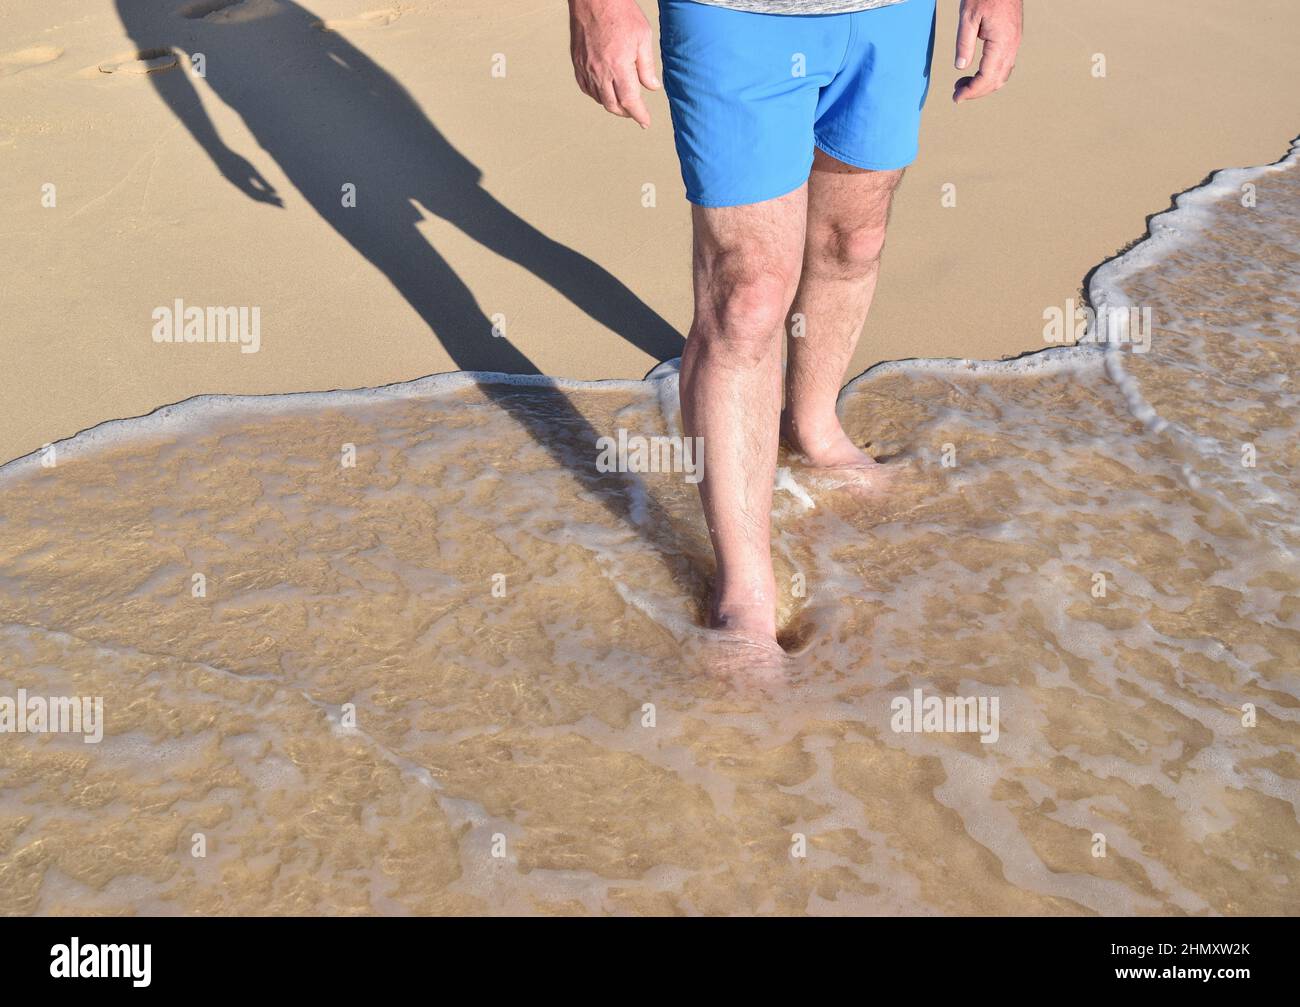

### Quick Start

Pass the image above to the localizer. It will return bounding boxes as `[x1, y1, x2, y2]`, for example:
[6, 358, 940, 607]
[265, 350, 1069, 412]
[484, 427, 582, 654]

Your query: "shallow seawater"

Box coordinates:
[1, 147, 1297, 916]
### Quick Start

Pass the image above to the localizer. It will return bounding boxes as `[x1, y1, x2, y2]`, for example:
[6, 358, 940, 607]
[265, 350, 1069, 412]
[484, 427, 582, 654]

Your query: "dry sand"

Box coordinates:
[2, 0, 1299, 465]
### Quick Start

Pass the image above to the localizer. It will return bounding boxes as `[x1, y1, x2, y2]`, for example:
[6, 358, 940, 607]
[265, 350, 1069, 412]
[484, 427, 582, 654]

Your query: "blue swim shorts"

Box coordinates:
[658, 0, 937, 207]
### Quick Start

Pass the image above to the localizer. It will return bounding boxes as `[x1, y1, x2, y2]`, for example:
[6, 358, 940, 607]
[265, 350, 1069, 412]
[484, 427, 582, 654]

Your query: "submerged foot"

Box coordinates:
[781, 417, 893, 492]
[699, 621, 788, 681]
[781, 416, 879, 469]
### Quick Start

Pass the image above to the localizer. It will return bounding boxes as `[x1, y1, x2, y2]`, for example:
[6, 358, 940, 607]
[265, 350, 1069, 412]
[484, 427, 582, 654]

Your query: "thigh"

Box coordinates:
[806, 150, 904, 237]
[658, 0, 846, 209]
[690, 184, 809, 306]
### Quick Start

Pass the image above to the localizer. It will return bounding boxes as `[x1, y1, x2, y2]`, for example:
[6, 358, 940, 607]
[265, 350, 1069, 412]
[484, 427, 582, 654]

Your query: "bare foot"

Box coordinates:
[780, 418, 895, 497]
[698, 629, 788, 681]
[780, 416, 879, 469]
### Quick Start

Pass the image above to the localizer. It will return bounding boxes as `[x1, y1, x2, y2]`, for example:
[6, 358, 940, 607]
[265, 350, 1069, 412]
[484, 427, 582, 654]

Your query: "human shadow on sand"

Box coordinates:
[114, 0, 701, 600]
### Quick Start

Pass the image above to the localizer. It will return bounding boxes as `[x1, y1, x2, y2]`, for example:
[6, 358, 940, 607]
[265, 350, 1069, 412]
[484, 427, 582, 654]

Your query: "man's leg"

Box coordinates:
[680, 186, 808, 644]
[782, 150, 904, 468]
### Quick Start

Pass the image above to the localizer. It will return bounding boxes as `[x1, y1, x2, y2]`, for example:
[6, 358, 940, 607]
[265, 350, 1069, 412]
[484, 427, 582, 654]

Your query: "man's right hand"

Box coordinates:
[568, 0, 661, 128]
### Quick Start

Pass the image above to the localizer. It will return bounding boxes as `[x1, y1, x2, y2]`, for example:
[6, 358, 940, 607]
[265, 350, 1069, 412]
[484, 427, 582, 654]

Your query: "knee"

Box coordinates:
[808, 222, 888, 279]
[695, 267, 796, 362]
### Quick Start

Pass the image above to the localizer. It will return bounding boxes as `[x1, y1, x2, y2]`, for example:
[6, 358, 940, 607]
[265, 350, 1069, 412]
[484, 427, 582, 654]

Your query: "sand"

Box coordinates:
[1, 144, 1296, 915]
[1, 0, 1299, 465]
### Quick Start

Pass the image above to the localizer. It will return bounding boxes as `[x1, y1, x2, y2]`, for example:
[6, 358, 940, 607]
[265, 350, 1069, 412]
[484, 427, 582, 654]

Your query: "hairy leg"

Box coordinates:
[680, 186, 808, 644]
[783, 151, 904, 467]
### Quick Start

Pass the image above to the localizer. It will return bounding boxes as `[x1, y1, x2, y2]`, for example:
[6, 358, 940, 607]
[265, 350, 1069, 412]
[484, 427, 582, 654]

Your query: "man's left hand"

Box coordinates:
[953, 0, 1023, 103]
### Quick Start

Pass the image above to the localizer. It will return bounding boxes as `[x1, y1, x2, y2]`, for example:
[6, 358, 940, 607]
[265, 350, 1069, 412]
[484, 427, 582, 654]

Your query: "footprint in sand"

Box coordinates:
[312, 6, 406, 31]
[92, 48, 179, 76]
[0, 45, 64, 78]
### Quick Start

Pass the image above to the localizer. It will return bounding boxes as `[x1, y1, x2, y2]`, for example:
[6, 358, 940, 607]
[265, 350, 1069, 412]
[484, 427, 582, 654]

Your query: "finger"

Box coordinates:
[614, 69, 651, 128]
[955, 10, 979, 69]
[953, 37, 1016, 102]
[635, 33, 661, 91]
[573, 60, 595, 99]
[597, 77, 630, 118]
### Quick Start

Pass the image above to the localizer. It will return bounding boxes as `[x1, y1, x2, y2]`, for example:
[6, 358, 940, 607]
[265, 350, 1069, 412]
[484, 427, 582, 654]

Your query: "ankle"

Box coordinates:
[781, 412, 847, 451]
[710, 603, 777, 641]
[710, 581, 777, 640]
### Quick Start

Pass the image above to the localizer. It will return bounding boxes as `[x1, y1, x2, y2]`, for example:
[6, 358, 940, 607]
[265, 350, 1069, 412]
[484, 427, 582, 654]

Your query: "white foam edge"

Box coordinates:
[1089, 136, 1300, 438]
[0, 368, 675, 485]
[1088, 135, 1300, 320]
